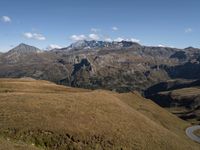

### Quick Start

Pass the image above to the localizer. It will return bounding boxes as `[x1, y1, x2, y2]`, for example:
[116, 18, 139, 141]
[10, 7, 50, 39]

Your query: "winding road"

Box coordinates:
[186, 125, 200, 143]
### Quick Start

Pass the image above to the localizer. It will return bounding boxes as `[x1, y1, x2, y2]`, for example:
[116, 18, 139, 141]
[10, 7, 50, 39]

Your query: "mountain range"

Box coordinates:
[0, 40, 200, 124]
[1, 41, 200, 92]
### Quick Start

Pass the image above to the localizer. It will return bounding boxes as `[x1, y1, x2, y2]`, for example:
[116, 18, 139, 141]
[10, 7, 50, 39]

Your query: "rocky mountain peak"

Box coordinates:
[184, 46, 195, 50]
[67, 40, 142, 51]
[7, 43, 41, 54]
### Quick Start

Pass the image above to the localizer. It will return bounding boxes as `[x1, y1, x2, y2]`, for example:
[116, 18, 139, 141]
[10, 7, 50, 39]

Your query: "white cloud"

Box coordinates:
[130, 38, 140, 43]
[46, 44, 62, 50]
[23, 32, 46, 41]
[70, 34, 87, 41]
[89, 34, 100, 40]
[112, 26, 118, 31]
[114, 37, 140, 43]
[158, 45, 174, 48]
[1, 16, 11, 23]
[185, 28, 192, 33]
[70, 34, 100, 41]
[104, 37, 112, 42]
[114, 37, 124, 42]
[24, 32, 33, 38]
[91, 28, 100, 33]
[69, 32, 140, 43]
[158, 44, 165, 47]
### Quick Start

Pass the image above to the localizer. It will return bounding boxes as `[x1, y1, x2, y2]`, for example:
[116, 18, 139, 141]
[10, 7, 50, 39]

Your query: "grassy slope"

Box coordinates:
[160, 87, 200, 99]
[0, 79, 199, 150]
[159, 87, 200, 124]
[0, 137, 40, 150]
[194, 129, 200, 137]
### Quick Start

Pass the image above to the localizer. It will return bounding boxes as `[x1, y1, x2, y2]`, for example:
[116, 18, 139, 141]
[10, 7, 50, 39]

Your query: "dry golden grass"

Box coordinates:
[160, 87, 200, 99]
[159, 87, 200, 124]
[0, 137, 40, 150]
[0, 78, 199, 150]
[194, 129, 200, 137]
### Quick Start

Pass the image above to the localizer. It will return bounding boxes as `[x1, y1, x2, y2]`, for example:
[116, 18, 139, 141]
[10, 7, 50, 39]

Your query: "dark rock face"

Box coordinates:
[197, 56, 200, 62]
[71, 59, 92, 76]
[170, 51, 187, 60]
[71, 58, 92, 87]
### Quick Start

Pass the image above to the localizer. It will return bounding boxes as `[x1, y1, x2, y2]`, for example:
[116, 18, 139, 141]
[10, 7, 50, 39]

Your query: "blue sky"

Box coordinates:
[0, 0, 200, 52]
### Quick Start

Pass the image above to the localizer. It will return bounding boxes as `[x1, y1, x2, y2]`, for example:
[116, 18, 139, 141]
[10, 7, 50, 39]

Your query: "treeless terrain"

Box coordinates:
[194, 129, 200, 137]
[150, 86, 200, 124]
[0, 138, 40, 150]
[0, 78, 199, 150]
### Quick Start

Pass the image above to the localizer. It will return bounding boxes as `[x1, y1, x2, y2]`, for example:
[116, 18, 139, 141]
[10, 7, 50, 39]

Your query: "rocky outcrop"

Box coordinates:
[70, 58, 92, 87]
[170, 51, 187, 60]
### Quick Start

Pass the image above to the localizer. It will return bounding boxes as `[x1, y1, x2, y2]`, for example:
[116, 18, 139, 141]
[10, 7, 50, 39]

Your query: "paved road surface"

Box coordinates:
[186, 125, 200, 143]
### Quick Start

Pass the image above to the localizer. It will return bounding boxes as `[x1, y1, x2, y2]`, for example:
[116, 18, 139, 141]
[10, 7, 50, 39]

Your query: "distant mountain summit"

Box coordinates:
[2, 43, 42, 64]
[7, 43, 41, 54]
[65, 40, 142, 51]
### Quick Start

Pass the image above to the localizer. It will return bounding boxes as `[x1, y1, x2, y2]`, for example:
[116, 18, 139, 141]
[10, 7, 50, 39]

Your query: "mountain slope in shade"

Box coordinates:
[0, 78, 199, 150]
[145, 78, 200, 124]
